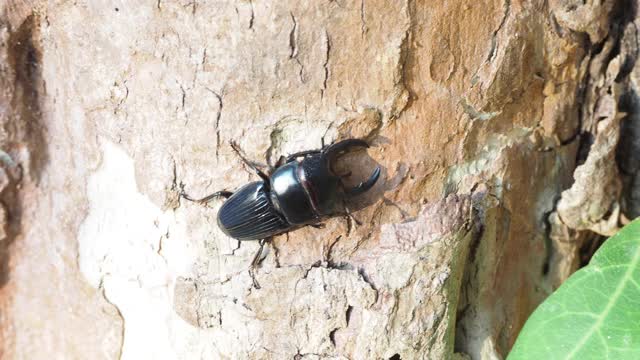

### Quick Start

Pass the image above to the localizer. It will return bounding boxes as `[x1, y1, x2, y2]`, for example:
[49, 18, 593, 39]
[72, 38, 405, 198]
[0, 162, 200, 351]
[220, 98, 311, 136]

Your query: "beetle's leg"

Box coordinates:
[273, 155, 287, 170]
[230, 141, 270, 183]
[342, 201, 362, 226]
[181, 190, 233, 204]
[251, 238, 269, 268]
[346, 166, 381, 196]
[249, 268, 261, 289]
[345, 209, 362, 226]
[308, 223, 326, 229]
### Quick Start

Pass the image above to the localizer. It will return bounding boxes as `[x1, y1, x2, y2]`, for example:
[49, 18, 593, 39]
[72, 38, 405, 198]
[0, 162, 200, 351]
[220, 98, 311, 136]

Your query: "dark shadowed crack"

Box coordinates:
[324, 235, 342, 264]
[229, 240, 242, 256]
[357, 267, 378, 302]
[288, 13, 305, 82]
[389, 0, 414, 122]
[113, 81, 129, 115]
[0, 15, 48, 288]
[321, 29, 331, 99]
[249, 0, 255, 30]
[289, 13, 298, 59]
[360, 0, 367, 37]
[6, 15, 48, 183]
[487, 0, 511, 62]
[100, 288, 125, 359]
[270, 240, 282, 267]
[205, 87, 224, 156]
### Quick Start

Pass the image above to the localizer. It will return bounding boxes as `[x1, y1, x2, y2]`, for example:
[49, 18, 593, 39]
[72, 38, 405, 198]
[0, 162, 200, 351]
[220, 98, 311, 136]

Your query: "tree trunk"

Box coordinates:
[1, 0, 637, 359]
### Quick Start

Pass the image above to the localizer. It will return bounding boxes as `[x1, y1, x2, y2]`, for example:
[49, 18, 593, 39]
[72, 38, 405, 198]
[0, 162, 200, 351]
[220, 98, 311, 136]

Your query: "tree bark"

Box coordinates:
[0, 0, 638, 359]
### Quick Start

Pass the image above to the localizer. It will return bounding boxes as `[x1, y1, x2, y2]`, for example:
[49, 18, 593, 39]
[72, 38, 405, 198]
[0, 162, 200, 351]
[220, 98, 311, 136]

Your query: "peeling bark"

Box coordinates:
[1, 0, 638, 359]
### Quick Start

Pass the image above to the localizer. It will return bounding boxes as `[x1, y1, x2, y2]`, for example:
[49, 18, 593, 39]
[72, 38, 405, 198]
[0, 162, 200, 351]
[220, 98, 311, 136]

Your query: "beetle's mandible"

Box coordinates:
[182, 138, 380, 266]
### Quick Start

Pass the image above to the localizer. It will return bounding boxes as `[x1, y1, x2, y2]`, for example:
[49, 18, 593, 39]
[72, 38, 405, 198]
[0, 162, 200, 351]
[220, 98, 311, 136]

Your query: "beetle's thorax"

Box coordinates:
[296, 163, 321, 215]
[270, 162, 318, 225]
[298, 154, 343, 216]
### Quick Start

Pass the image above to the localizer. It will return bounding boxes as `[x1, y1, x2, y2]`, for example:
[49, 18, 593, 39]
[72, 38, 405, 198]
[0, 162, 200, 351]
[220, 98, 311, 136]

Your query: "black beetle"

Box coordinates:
[182, 138, 380, 265]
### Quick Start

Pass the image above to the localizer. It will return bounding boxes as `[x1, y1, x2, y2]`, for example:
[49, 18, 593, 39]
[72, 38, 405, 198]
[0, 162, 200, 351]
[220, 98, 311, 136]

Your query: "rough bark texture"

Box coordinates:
[0, 0, 638, 359]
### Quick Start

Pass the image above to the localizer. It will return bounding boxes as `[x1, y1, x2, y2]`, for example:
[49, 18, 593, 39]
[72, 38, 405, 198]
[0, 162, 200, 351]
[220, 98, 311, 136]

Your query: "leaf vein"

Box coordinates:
[565, 238, 640, 359]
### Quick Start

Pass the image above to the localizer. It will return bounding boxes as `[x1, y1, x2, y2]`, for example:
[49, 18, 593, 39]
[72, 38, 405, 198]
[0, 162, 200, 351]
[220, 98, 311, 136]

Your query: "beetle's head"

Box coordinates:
[321, 138, 381, 197]
[296, 138, 380, 218]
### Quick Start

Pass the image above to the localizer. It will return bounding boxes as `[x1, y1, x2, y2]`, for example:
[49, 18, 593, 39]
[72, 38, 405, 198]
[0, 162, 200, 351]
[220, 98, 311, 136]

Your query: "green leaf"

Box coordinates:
[509, 219, 640, 360]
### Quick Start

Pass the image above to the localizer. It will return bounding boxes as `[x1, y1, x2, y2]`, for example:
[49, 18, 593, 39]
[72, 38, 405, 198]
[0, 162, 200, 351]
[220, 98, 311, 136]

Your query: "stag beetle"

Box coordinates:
[181, 138, 380, 266]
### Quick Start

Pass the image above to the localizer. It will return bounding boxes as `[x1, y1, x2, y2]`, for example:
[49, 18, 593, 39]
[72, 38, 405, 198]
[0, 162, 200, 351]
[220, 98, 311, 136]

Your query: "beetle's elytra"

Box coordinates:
[182, 138, 380, 264]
